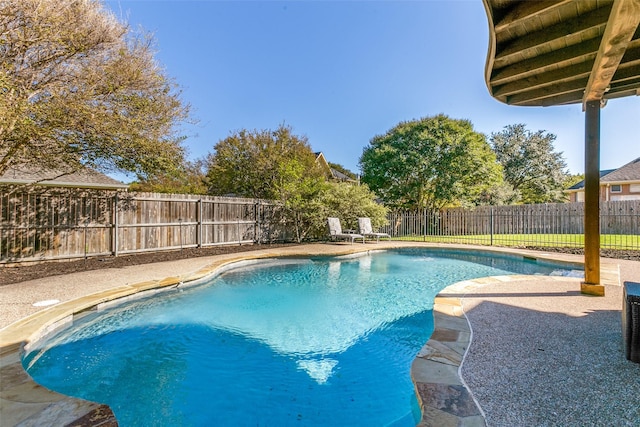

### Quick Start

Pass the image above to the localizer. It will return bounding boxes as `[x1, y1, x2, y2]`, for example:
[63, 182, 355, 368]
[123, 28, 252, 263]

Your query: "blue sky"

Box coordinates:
[106, 0, 639, 177]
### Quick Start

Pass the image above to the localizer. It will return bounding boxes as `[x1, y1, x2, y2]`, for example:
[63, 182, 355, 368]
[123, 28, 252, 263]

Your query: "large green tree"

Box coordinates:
[206, 125, 326, 200]
[490, 124, 569, 204]
[359, 115, 503, 209]
[206, 125, 387, 242]
[206, 125, 329, 242]
[1, 0, 190, 180]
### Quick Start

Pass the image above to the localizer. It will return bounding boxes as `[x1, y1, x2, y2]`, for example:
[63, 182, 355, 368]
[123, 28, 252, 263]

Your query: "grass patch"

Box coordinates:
[392, 234, 640, 250]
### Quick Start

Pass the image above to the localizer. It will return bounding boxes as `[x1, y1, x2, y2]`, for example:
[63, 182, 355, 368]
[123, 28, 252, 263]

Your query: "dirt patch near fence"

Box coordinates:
[0, 244, 297, 286]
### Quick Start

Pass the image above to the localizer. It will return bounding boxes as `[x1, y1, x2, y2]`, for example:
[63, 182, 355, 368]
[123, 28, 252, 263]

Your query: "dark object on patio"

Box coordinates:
[623, 281, 640, 363]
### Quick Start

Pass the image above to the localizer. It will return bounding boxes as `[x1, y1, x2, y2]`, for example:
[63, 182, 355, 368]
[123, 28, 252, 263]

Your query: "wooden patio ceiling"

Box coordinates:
[483, 0, 640, 107]
[482, 0, 640, 292]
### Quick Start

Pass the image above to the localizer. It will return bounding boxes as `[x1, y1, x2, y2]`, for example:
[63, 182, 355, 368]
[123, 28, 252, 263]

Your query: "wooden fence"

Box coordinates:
[0, 189, 283, 263]
[382, 200, 640, 249]
[2, 187, 638, 263]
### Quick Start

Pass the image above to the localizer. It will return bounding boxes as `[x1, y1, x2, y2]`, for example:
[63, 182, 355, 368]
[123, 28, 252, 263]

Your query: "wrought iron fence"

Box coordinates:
[380, 201, 640, 251]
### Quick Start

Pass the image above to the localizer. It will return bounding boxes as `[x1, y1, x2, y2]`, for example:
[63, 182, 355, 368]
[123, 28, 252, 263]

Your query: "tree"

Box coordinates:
[206, 125, 330, 242]
[473, 181, 521, 206]
[1, 0, 190, 180]
[359, 114, 503, 209]
[274, 181, 388, 242]
[206, 125, 326, 199]
[564, 173, 585, 190]
[205, 125, 387, 242]
[274, 155, 330, 242]
[317, 182, 388, 231]
[490, 124, 569, 204]
[558, 173, 585, 202]
[129, 159, 207, 194]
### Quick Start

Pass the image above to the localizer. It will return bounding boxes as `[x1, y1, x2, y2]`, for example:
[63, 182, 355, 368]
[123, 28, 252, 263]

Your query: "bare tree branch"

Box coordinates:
[1, 0, 190, 180]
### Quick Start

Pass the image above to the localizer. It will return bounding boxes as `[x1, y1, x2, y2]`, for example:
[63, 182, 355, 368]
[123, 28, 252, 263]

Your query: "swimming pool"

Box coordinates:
[23, 248, 579, 426]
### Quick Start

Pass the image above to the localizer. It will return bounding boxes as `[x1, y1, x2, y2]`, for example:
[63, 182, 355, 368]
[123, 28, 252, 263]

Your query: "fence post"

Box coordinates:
[255, 200, 261, 244]
[423, 209, 427, 242]
[197, 199, 202, 248]
[113, 192, 119, 257]
[490, 207, 494, 246]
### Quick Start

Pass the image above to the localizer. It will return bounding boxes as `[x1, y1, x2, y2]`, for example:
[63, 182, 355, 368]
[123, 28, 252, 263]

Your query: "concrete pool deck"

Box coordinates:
[0, 242, 638, 426]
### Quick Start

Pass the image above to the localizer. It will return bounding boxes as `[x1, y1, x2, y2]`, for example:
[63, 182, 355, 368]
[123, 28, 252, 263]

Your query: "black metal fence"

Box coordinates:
[381, 201, 640, 250]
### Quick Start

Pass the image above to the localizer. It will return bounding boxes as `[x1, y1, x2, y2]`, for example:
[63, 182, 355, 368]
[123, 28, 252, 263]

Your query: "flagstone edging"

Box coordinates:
[410, 274, 601, 427]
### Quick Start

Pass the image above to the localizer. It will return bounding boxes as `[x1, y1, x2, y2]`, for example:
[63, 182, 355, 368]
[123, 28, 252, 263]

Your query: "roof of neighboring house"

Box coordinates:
[567, 169, 616, 191]
[314, 152, 357, 183]
[600, 157, 640, 183]
[0, 165, 129, 190]
[567, 157, 640, 190]
[314, 152, 333, 177]
[330, 168, 356, 182]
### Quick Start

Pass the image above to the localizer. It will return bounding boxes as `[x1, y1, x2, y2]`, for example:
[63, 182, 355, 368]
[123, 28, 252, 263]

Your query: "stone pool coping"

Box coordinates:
[0, 242, 621, 426]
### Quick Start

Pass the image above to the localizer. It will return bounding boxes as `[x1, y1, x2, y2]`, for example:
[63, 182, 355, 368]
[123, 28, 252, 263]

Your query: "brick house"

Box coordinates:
[566, 157, 640, 202]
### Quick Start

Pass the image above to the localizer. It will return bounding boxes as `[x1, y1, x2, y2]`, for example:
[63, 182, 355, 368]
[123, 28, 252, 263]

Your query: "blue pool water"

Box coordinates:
[23, 249, 578, 426]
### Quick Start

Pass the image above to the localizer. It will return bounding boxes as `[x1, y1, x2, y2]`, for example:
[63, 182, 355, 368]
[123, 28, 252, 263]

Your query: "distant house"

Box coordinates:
[566, 157, 640, 202]
[0, 165, 128, 191]
[314, 152, 357, 183]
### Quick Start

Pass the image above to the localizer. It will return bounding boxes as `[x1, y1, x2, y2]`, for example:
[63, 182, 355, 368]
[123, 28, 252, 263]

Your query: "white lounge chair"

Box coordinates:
[327, 217, 365, 244]
[358, 217, 390, 243]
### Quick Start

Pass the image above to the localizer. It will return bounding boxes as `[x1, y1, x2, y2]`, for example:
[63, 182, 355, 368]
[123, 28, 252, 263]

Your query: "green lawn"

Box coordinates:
[393, 234, 640, 250]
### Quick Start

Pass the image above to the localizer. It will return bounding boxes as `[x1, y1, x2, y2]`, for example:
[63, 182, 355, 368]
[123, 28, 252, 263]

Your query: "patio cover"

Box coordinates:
[482, 0, 640, 295]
